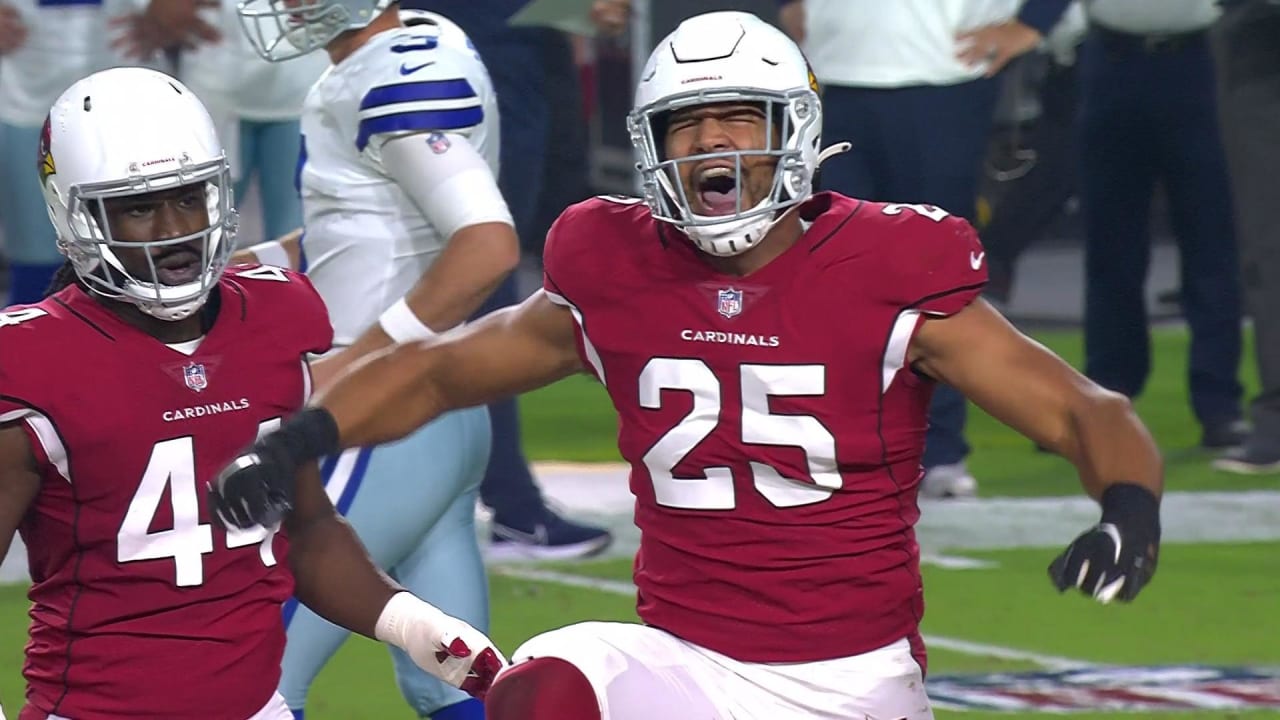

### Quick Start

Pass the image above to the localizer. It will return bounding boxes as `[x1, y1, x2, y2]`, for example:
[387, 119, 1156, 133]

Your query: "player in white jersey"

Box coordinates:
[234, 5, 518, 720]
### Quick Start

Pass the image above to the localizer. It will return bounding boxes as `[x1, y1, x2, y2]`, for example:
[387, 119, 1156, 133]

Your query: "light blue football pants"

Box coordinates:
[235, 118, 304, 242]
[280, 405, 491, 717]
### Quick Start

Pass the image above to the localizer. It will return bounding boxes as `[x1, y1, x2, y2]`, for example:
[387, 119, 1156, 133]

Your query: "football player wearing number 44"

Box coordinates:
[0, 68, 503, 720]
[214, 10, 1164, 720]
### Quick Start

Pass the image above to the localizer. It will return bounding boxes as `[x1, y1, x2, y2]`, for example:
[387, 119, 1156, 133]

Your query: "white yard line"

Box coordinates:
[923, 636, 1097, 671]
[920, 553, 999, 570]
[493, 566, 638, 596]
[492, 565, 1102, 671]
[5, 477, 1279, 582]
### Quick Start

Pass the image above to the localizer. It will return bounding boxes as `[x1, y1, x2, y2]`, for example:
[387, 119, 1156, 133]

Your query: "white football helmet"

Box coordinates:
[239, 0, 393, 61]
[630, 11, 830, 257]
[40, 67, 237, 321]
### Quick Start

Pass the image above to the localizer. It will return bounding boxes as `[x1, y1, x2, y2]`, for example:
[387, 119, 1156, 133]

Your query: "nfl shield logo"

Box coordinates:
[183, 363, 208, 393]
[717, 288, 743, 319]
[426, 132, 452, 154]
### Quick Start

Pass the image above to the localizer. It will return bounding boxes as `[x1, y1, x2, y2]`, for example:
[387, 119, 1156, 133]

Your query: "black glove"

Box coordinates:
[209, 407, 341, 529]
[1048, 483, 1160, 603]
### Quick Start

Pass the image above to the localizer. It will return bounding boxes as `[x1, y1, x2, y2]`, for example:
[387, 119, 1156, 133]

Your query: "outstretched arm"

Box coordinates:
[211, 289, 583, 528]
[910, 299, 1162, 500]
[318, 289, 584, 448]
[912, 299, 1162, 603]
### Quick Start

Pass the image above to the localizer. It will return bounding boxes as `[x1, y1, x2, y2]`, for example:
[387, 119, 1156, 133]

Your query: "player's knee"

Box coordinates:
[485, 657, 601, 720]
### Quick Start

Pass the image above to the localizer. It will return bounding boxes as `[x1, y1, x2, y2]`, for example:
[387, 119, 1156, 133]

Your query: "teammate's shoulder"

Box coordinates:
[0, 296, 65, 340]
[224, 262, 306, 283]
[855, 199, 976, 239]
[542, 196, 654, 288]
[0, 287, 94, 344]
[836, 200, 986, 305]
[0, 293, 85, 394]
[222, 264, 321, 306]
[0, 300, 54, 409]
[811, 197, 976, 258]
[546, 195, 650, 250]
[561, 194, 650, 227]
[222, 265, 333, 353]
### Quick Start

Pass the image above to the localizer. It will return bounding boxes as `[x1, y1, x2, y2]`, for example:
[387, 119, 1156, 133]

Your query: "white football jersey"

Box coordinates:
[297, 16, 500, 346]
[803, 0, 1023, 87]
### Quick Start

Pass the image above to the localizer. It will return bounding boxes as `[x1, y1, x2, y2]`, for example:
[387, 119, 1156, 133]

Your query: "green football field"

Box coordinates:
[1, 327, 1277, 718]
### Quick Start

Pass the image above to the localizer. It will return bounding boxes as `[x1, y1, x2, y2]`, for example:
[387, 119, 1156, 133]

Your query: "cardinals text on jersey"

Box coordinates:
[541, 193, 987, 668]
[0, 267, 332, 719]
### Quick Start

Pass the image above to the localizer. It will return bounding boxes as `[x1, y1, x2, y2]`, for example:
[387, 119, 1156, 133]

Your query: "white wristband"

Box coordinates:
[248, 240, 291, 269]
[374, 590, 507, 690]
[375, 591, 447, 651]
[378, 297, 437, 343]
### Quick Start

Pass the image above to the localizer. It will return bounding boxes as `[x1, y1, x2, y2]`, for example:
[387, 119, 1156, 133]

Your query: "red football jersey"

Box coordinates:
[543, 194, 986, 666]
[0, 265, 332, 720]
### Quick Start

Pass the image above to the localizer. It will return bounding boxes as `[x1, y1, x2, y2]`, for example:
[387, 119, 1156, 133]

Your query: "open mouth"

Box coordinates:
[153, 245, 203, 286]
[694, 166, 741, 216]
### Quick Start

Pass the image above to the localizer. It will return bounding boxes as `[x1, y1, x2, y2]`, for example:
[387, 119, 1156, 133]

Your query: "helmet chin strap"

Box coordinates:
[122, 273, 207, 321]
[135, 295, 205, 322]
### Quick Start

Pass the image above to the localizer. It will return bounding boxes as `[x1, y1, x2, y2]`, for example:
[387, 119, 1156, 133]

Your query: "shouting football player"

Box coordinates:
[214, 11, 1164, 719]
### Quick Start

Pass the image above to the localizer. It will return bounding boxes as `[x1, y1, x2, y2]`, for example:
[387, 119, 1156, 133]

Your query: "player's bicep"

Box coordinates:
[0, 423, 41, 561]
[310, 290, 585, 449]
[434, 289, 586, 404]
[909, 299, 1103, 449]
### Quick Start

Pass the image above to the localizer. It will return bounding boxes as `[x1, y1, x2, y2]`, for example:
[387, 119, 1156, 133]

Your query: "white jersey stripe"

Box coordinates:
[881, 310, 921, 394]
[545, 289, 606, 383]
[358, 96, 482, 119]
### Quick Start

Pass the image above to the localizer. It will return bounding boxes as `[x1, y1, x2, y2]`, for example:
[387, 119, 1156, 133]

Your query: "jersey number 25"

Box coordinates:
[640, 358, 840, 510]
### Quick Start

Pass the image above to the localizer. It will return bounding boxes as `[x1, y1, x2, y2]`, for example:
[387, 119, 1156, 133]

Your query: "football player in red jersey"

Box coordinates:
[0, 67, 503, 720]
[213, 11, 1163, 720]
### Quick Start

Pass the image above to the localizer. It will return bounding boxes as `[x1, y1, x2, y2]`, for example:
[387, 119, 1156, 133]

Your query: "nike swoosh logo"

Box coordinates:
[399, 61, 435, 75]
[493, 523, 550, 545]
[970, 251, 985, 270]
